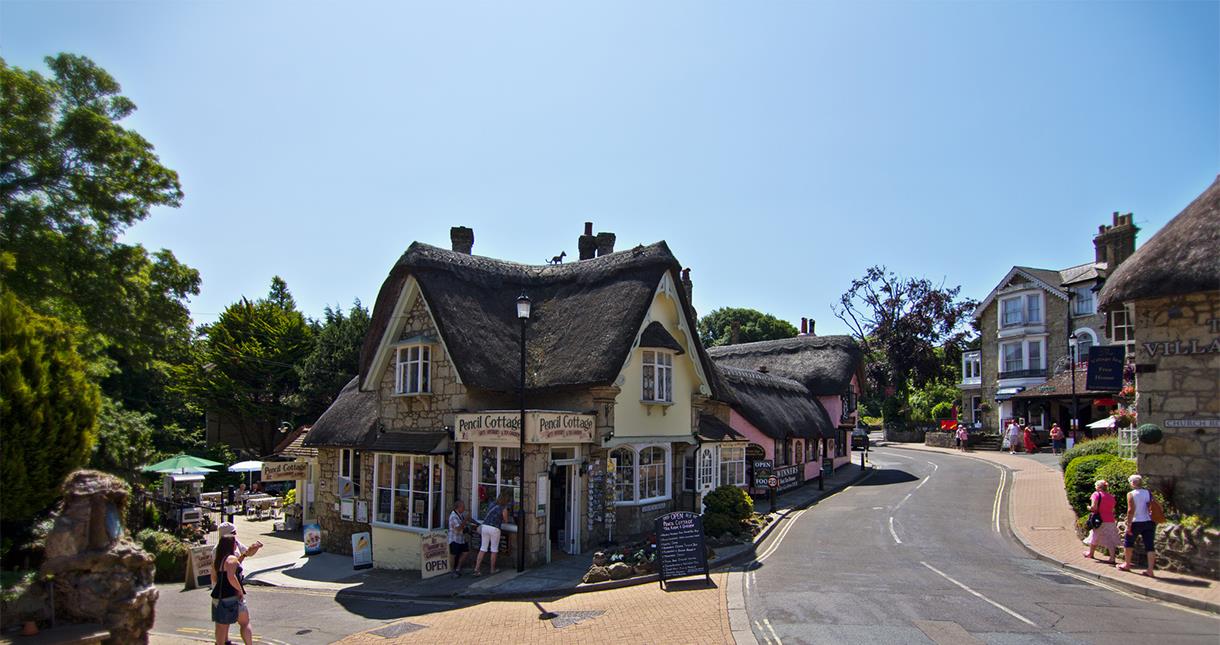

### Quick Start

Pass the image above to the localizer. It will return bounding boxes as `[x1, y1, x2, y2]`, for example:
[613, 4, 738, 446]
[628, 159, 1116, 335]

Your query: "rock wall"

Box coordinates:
[1156, 523, 1220, 581]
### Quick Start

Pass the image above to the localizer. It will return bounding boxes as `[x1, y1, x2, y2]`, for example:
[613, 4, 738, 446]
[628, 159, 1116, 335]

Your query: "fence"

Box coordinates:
[1118, 427, 1138, 459]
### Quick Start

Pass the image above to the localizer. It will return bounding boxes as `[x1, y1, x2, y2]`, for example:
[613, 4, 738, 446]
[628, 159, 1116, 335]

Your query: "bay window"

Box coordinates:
[1027, 340, 1042, 370]
[475, 446, 521, 520]
[611, 447, 635, 502]
[1000, 293, 1044, 328]
[612, 444, 672, 504]
[395, 344, 431, 394]
[373, 453, 444, 530]
[1002, 342, 1023, 372]
[642, 350, 673, 403]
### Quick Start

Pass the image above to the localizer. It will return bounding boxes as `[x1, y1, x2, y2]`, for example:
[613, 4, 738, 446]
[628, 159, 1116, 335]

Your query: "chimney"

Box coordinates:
[1093, 212, 1139, 268]
[595, 232, 616, 256]
[578, 222, 597, 260]
[808, 319, 816, 335]
[450, 226, 474, 254]
[730, 320, 741, 345]
[800, 318, 808, 335]
[680, 268, 693, 301]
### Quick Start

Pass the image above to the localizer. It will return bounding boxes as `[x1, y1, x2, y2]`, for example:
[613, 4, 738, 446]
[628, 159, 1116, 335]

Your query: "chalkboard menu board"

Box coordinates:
[654, 511, 710, 587]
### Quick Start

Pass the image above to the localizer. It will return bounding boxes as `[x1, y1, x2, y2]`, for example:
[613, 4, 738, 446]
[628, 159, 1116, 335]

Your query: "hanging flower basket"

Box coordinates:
[1116, 385, 1136, 404]
[1113, 410, 1137, 429]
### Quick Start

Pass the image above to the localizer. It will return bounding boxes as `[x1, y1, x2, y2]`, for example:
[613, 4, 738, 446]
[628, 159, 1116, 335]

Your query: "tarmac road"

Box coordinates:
[739, 445, 1220, 645]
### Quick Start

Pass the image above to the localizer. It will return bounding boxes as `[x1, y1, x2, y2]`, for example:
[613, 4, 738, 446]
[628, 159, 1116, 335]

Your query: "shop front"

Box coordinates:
[454, 410, 596, 566]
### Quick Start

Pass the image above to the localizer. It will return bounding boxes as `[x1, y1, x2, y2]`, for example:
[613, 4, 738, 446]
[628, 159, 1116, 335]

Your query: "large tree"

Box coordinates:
[0, 54, 199, 415]
[698, 307, 798, 347]
[833, 265, 976, 423]
[297, 301, 370, 420]
[174, 277, 314, 455]
[0, 292, 100, 520]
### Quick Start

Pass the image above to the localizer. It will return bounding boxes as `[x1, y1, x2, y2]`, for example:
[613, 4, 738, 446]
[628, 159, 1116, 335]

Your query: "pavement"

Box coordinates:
[887, 440, 1220, 615]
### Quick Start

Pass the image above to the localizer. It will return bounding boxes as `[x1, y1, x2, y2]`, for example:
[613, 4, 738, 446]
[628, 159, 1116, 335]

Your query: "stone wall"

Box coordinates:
[379, 296, 469, 430]
[1156, 523, 1220, 581]
[1132, 291, 1220, 518]
[314, 447, 375, 555]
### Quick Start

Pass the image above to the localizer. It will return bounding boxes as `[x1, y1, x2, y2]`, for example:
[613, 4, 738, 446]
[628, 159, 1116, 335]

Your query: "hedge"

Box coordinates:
[1064, 454, 1121, 516]
[136, 528, 189, 583]
[1059, 437, 1120, 472]
[703, 485, 753, 520]
[1095, 459, 1139, 519]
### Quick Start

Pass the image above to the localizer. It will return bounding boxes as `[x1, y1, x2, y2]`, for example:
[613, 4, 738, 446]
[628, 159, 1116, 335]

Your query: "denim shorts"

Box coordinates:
[211, 596, 246, 625]
[1123, 520, 1157, 552]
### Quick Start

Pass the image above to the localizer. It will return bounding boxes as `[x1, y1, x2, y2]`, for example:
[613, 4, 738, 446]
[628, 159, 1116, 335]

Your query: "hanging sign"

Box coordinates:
[351, 532, 372, 570]
[654, 511, 710, 588]
[420, 532, 450, 579]
[262, 461, 308, 482]
[1086, 346, 1125, 391]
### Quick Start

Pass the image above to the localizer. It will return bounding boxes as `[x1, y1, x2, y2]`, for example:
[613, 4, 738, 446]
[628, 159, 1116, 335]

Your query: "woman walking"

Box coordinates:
[955, 425, 969, 452]
[1006, 420, 1021, 454]
[211, 534, 253, 645]
[473, 492, 512, 576]
[1118, 474, 1158, 577]
[1082, 480, 1120, 563]
[1021, 425, 1038, 454]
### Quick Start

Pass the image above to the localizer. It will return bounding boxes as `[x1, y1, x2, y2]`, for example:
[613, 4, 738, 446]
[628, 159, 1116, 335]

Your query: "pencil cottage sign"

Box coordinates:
[454, 411, 595, 445]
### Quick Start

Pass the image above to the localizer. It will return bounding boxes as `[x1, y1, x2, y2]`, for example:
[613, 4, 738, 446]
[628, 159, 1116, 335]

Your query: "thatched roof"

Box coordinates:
[639, 321, 685, 354]
[707, 335, 863, 396]
[303, 377, 380, 448]
[1100, 175, 1220, 307]
[717, 366, 830, 441]
[359, 242, 728, 398]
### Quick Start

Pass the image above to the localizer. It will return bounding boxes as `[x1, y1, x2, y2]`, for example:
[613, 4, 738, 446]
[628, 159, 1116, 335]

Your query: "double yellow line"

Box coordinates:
[991, 467, 1007, 533]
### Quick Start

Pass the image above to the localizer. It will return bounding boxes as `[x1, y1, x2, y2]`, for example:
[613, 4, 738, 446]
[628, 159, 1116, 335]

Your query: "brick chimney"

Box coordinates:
[680, 268, 693, 301]
[800, 318, 808, 335]
[1093, 211, 1139, 268]
[595, 232, 616, 257]
[730, 320, 741, 345]
[578, 222, 597, 260]
[450, 226, 474, 254]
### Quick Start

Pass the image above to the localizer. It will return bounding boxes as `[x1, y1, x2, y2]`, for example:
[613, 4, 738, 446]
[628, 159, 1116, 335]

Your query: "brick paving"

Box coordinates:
[894, 442, 1220, 612]
[337, 572, 734, 644]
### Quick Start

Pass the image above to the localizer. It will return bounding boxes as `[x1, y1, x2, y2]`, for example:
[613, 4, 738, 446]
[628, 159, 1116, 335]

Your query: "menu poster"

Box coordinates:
[304, 523, 323, 555]
[654, 511, 710, 588]
[420, 532, 450, 579]
[351, 532, 373, 570]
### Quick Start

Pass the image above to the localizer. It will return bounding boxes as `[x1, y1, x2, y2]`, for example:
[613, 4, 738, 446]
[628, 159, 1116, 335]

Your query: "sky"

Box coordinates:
[3, 1, 1217, 336]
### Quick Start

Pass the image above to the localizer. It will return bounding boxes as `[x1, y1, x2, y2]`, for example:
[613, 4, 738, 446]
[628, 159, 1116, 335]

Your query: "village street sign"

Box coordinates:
[453, 411, 595, 445]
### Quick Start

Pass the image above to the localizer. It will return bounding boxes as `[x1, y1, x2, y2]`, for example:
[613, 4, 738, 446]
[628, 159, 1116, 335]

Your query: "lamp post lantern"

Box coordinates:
[1069, 335, 1080, 442]
[516, 291, 531, 573]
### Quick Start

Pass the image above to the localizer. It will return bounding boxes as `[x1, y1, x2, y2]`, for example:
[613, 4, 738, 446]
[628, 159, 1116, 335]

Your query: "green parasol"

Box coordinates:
[141, 453, 223, 473]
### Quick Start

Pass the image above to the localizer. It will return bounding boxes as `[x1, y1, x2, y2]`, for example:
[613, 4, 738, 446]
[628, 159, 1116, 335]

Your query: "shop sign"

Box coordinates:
[351, 532, 372, 570]
[775, 465, 801, 492]
[420, 532, 450, 579]
[453, 411, 596, 445]
[303, 523, 323, 555]
[337, 476, 355, 499]
[184, 545, 214, 589]
[1165, 419, 1220, 428]
[262, 461, 308, 482]
[454, 412, 520, 444]
[654, 511, 710, 587]
[752, 459, 773, 473]
[753, 476, 770, 488]
[1141, 337, 1220, 358]
[1085, 346, 1125, 391]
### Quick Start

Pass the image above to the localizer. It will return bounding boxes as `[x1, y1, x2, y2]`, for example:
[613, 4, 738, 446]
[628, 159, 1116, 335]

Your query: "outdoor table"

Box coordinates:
[200, 492, 223, 508]
[244, 495, 277, 516]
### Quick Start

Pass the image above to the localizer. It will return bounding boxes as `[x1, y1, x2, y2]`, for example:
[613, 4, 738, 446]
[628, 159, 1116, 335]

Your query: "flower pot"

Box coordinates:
[22, 620, 38, 636]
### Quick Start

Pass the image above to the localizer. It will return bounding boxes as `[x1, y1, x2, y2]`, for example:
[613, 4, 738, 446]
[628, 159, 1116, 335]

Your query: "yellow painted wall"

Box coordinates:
[613, 286, 703, 439]
[371, 526, 425, 570]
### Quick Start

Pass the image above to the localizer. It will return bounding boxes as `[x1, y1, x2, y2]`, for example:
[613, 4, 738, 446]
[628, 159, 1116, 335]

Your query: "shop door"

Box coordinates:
[548, 463, 581, 556]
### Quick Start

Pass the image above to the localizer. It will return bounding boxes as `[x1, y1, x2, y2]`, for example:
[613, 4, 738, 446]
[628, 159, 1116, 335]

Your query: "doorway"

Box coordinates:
[548, 446, 581, 557]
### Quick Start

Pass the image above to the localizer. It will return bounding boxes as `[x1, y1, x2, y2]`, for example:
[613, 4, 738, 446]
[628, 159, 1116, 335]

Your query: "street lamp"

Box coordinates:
[1069, 335, 1080, 442]
[516, 291, 531, 573]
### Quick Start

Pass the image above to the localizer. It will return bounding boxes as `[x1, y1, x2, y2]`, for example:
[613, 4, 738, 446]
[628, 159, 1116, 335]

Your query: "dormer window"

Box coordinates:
[1072, 286, 1096, 316]
[642, 350, 673, 403]
[1000, 293, 1043, 328]
[395, 344, 431, 394]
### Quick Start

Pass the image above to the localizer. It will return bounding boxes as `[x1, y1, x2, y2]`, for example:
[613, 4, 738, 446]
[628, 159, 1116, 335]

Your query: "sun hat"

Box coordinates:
[219, 521, 237, 537]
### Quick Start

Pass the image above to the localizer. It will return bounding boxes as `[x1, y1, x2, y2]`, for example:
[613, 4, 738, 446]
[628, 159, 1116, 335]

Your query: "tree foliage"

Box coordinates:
[698, 307, 798, 347]
[0, 292, 100, 520]
[173, 277, 314, 455]
[297, 300, 370, 420]
[89, 397, 157, 484]
[0, 53, 199, 413]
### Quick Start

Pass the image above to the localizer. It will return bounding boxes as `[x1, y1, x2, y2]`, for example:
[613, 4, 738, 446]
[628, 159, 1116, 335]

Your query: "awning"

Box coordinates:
[366, 430, 452, 455]
[995, 387, 1025, 401]
[168, 473, 206, 483]
[603, 434, 696, 448]
[695, 415, 747, 443]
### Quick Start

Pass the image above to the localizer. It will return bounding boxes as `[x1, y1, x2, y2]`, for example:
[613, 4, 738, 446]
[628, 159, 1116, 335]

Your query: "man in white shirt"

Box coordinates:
[448, 500, 474, 577]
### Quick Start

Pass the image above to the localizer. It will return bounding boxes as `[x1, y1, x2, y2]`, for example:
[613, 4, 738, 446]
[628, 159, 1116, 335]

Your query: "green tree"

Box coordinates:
[89, 397, 157, 484]
[0, 292, 100, 520]
[174, 278, 314, 455]
[297, 300, 370, 420]
[698, 307, 798, 347]
[0, 54, 200, 416]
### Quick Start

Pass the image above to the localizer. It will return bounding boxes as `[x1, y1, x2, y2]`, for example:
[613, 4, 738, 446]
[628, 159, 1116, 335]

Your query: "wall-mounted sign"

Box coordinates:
[337, 476, 355, 499]
[1086, 346, 1125, 391]
[262, 461, 309, 482]
[420, 532, 450, 579]
[1141, 338, 1220, 358]
[351, 532, 372, 570]
[454, 411, 595, 444]
[1165, 419, 1220, 428]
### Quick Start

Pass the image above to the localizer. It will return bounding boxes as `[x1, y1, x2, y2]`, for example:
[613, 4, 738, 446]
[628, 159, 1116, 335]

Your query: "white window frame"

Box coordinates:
[641, 350, 674, 403]
[612, 443, 672, 505]
[999, 338, 1046, 374]
[372, 453, 445, 532]
[1111, 304, 1135, 346]
[970, 395, 982, 424]
[697, 447, 715, 490]
[1027, 339, 1043, 370]
[1001, 296, 1023, 327]
[1001, 341, 1024, 373]
[394, 344, 432, 395]
[1072, 286, 1096, 316]
[961, 351, 981, 382]
[472, 445, 521, 522]
[1072, 328, 1098, 362]
[339, 448, 361, 496]
[999, 292, 1044, 328]
[718, 445, 746, 488]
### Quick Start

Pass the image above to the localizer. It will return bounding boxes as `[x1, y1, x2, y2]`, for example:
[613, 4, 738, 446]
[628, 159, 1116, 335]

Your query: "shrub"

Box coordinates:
[702, 512, 742, 539]
[703, 485, 753, 521]
[1059, 437, 1120, 472]
[136, 528, 189, 583]
[1064, 454, 1120, 516]
[1095, 459, 1139, 519]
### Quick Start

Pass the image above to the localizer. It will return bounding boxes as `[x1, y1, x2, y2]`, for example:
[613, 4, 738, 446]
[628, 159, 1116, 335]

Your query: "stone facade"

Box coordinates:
[1132, 291, 1220, 518]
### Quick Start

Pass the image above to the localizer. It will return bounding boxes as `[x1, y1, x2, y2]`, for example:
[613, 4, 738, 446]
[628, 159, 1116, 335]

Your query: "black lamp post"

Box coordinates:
[516, 291, 531, 573]
[1067, 291, 1080, 443]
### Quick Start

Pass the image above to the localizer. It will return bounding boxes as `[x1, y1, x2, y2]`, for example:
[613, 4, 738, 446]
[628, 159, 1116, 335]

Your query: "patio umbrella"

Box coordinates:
[142, 454, 223, 473]
[228, 460, 264, 487]
[1087, 417, 1116, 430]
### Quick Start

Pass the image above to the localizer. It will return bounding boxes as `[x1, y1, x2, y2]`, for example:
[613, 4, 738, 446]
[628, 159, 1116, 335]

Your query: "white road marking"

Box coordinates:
[914, 476, 930, 491]
[920, 561, 1037, 627]
[756, 508, 806, 563]
[992, 467, 1007, 533]
[926, 461, 940, 472]
[889, 516, 902, 544]
[755, 620, 774, 645]
[762, 618, 783, 644]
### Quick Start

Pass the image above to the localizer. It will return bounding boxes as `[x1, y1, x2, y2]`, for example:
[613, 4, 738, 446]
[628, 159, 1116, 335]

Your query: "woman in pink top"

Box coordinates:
[1082, 479, 1120, 563]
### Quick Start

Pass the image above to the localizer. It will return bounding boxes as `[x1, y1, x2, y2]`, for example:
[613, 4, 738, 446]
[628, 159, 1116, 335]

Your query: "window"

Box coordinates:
[970, 396, 982, 423]
[1026, 294, 1042, 323]
[774, 439, 788, 466]
[373, 453, 444, 530]
[698, 448, 714, 490]
[962, 352, 981, 381]
[1111, 305, 1135, 346]
[475, 446, 521, 520]
[642, 351, 673, 403]
[395, 344, 431, 394]
[793, 440, 805, 464]
[806, 441, 817, 462]
[1001, 297, 1023, 327]
[1073, 332, 1094, 362]
[683, 450, 696, 491]
[1027, 340, 1042, 370]
[339, 449, 361, 495]
[719, 445, 746, 487]
[1002, 342, 1023, 372]
[840, 389, 857, 423]
[1073, 287, 1095, 316]
[1001, 293, 1043, 327]
[612, 444, 671, 503]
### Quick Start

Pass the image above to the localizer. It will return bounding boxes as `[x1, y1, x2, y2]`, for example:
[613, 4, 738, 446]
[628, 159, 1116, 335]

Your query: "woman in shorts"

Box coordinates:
[473, 492, 512, 576]
[211, 534, 253, 645]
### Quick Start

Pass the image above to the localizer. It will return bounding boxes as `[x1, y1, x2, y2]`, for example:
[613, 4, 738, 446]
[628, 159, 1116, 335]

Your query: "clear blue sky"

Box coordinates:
[4, 1, 1216, 335]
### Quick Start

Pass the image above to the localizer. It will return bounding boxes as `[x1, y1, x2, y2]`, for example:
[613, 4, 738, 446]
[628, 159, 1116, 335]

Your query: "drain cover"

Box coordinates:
[369, 622, 427, 638]
[549, 610, 606, 629]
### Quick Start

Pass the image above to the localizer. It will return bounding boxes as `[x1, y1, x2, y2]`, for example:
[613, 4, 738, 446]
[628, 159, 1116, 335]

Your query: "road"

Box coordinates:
[738, 445, 1220, 644]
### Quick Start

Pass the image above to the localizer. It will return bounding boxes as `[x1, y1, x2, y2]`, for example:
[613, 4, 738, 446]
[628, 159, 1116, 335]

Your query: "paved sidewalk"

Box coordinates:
[887, 441, 1220, 614]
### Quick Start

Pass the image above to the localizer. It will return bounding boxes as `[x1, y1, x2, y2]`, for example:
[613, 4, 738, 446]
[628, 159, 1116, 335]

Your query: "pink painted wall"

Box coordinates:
[817, 374, 860, 469]
[727, 410, 822, 490]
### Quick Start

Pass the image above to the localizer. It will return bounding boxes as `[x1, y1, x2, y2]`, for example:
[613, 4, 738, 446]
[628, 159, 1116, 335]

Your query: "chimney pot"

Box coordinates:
[450, 226, 474, 254]
[578, 222, 597, 260]
[809, 319, 816, 335]
[595, 232, 616, 256]
[801, 318, 808, 335]
[584, 221, 593, 236]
